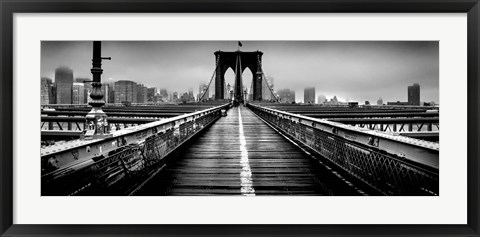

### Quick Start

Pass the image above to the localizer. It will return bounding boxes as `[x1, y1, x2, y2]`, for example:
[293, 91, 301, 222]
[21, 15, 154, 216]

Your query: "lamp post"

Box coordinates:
[85, 41, 111, 139]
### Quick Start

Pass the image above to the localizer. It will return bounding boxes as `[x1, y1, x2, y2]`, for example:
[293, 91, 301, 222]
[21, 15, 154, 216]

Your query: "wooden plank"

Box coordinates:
[135, 105, 364, 196]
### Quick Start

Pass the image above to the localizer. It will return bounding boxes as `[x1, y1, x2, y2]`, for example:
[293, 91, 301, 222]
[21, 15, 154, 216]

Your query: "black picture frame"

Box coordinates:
[1, 0, 479, 236]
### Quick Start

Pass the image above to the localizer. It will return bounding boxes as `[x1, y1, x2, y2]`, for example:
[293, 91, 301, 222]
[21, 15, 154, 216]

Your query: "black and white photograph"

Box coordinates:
[40, 41, 439, 196]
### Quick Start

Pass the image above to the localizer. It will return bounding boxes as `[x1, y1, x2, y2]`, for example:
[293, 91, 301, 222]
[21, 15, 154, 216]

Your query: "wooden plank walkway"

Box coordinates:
[135, 105, 364, 196]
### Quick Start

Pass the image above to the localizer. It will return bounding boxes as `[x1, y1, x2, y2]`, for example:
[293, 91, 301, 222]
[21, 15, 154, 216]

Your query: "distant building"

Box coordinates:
[105, 83, 115, 104]
[180, 92, 191, 103]
[324, 95, 345, 105]
[332, 96, 338, 103]
[226, 84, 232, 100]
[377, 97, 383, 106]
[188, 88, 195, 101]
[408, 83, 420, 106]
[317, 95, 326, 104]
[137, 84, 148, 103]
[423, 101, 436, 106]
[387, 101, 410, 106]
[198, 83, 209, 101]
[173, 92, 179, 102]
[147, 87, 156, 102]
[102, 83, 112, 104]
[348, 102, 359, 107]
[75, 78, 90, 103]
[225, 83, 231, 99]
[153, 95, 163, 103]
[114, 80, 138, 104]
[40, 77, 53, 104]
[55, 67, 73, 104]
[72, 82, 85, 104]
[49, 83, 56, 104]
[365, 101, 370, 105]
[83, 83, 92, 103]
[277, 89, 296, 103]
[160, 89, 168, 102]
[304, 87, 315, 104]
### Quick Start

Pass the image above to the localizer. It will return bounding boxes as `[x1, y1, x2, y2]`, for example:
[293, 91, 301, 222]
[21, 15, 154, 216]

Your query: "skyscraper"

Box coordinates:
[75, 78, 91, 103]
[304, 87, 315, 104]
[408, 83, 420, 106]
[188, 88, 195, 101]
[102, 83, 112, 104]
[55, 67, 73, 104]
[49, 83, 56, 104]
[40, 77, 53, 104]
[114, 80, 138, 104]
[72, 82, 85, 104]
[105, 83, 115, 104]
[137, 84, 148, 103]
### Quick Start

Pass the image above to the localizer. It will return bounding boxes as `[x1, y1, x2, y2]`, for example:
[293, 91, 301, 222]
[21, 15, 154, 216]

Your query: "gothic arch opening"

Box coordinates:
[241, 67, 254, 100]
[224, 67, 235, 100]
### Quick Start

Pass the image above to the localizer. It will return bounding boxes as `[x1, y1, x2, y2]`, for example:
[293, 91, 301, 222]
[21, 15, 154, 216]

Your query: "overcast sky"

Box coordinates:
[41, 41, 439, 103]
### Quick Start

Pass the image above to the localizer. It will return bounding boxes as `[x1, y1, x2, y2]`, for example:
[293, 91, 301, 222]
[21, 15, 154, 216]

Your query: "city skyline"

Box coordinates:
[41, 41, 439, 103]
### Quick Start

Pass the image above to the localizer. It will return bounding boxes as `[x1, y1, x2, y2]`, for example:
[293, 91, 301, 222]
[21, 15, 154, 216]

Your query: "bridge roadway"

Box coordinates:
[135, 105, 369, 196]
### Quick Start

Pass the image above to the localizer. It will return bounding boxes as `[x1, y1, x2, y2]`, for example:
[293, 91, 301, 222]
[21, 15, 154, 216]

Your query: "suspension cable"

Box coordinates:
[249, 77, 254, 102]
[199, 55, 219, 101]
[257, 57, 280, 102]
[232, 54, 237, 100]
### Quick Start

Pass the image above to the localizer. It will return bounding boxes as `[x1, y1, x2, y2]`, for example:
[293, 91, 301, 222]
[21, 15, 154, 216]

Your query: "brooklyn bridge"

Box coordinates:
[40, 42, 439, 196]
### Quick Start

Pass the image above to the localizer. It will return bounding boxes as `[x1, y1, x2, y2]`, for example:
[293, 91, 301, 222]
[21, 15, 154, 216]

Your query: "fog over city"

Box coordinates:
[41, 41, 439, 103]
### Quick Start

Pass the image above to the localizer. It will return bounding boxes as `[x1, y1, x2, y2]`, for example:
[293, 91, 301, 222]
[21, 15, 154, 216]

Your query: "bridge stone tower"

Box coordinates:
[214, 50, 263, 102]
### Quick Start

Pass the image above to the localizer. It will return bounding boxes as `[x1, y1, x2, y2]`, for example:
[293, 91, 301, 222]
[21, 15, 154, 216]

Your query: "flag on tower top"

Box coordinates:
[238, 41, 242, 47]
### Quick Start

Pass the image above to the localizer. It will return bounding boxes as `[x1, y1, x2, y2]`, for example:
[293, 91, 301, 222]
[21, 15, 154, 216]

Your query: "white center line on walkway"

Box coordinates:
[238, 107, 255, 196]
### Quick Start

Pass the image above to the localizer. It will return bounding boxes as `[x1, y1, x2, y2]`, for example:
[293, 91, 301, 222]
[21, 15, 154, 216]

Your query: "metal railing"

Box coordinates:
[41, 103, 230, 196]
[248, 103, 439, 195]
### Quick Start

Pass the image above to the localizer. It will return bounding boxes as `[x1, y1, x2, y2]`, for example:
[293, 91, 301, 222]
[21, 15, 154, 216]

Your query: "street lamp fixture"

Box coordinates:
[85, 41, 112, 139]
